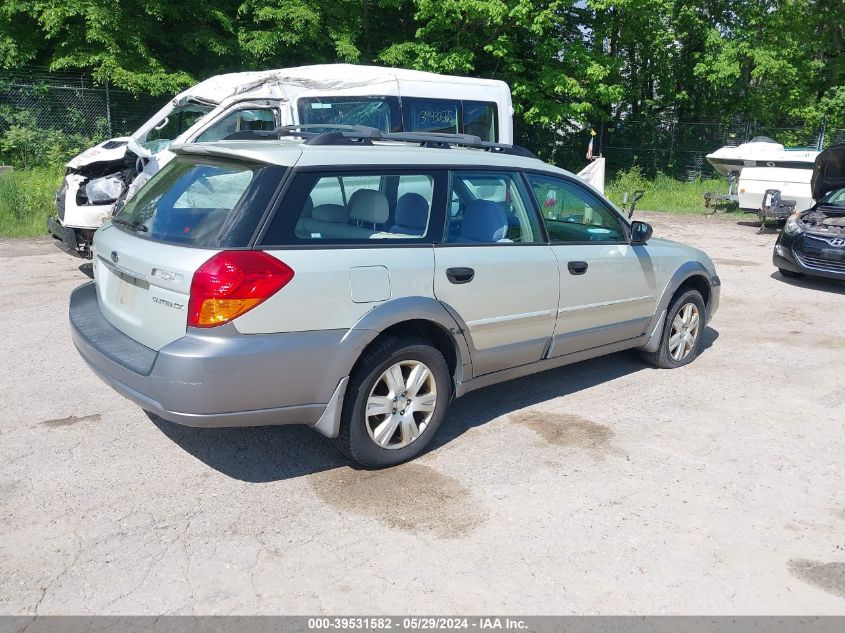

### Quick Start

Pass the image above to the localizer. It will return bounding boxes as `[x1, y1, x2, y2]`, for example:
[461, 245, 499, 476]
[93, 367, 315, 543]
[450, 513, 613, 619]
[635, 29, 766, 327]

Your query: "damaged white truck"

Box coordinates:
[49, 64, 514, 258]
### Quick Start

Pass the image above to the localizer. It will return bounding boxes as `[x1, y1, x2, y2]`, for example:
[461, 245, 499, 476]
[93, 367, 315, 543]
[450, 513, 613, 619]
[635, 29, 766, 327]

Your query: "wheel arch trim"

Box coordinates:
[346, 295, 474, 384]
[642, 262, 713, 349]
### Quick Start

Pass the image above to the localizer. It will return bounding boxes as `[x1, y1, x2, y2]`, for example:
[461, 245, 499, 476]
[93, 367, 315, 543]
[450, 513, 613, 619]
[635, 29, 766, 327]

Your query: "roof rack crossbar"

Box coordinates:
[222, 125, 536, 157]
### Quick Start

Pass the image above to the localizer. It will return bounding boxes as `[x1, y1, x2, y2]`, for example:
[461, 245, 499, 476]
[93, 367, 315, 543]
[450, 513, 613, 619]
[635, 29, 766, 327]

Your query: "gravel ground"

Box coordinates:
[1, 213, 844, 615]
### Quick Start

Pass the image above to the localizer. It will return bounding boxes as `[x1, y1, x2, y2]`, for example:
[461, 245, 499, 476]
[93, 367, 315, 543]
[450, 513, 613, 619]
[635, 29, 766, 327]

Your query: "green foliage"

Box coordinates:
[0, 0, 842, 129]
[0, 109, 103, 169]
[606, 167, 728, 214]
[0, 166, 63, 237]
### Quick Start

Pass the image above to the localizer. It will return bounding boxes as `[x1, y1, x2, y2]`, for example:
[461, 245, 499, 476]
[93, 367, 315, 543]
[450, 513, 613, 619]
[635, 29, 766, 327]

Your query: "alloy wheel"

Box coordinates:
[668, 302, 701, 361]
[365, 360, 438, 449]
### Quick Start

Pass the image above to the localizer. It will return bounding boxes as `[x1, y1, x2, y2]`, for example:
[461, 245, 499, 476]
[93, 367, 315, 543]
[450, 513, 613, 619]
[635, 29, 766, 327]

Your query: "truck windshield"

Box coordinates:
[112, 156, 284, 248]
[141, 106, 211, 151]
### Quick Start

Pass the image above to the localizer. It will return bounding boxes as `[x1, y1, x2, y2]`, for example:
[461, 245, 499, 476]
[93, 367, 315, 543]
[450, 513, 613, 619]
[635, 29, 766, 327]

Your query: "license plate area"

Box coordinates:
[112, 269, 148, 308]
[97, 256, 150, 326]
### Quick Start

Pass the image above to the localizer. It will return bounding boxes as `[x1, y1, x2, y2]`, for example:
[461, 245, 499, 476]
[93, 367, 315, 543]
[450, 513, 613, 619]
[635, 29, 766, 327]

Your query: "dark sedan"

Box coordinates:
[773, 145, 845, 281]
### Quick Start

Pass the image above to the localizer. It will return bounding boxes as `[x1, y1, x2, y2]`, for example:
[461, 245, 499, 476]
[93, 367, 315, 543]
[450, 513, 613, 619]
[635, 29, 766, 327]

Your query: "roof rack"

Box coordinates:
[223, 124, 536, 158]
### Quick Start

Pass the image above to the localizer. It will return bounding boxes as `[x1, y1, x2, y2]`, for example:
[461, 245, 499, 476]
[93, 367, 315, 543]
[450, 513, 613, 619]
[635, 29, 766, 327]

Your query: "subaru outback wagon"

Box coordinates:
[69, 127, 720, 467]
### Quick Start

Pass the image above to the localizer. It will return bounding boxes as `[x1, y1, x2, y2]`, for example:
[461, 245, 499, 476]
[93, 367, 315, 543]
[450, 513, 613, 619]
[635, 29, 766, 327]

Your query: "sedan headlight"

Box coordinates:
[784, 214, 804, 236]
[85, 173, 125, 204]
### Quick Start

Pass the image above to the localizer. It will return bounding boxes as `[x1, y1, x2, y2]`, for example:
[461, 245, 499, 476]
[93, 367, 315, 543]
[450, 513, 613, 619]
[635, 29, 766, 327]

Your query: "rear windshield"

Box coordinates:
[112, 156, 285, 247]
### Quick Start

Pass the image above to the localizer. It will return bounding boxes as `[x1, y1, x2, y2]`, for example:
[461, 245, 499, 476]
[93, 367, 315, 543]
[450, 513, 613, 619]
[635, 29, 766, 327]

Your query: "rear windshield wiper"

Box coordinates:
[112, 217, 149, 232]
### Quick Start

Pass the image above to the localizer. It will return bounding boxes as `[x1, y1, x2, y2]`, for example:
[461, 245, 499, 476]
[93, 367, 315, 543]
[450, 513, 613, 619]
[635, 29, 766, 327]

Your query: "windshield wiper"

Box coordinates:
[112, 217, 149, 232]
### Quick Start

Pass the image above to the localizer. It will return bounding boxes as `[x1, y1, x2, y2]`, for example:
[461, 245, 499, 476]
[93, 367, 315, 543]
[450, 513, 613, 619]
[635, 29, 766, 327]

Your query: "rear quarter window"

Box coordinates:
[259, 169, 446, 246]
[112, 156, 285, 248]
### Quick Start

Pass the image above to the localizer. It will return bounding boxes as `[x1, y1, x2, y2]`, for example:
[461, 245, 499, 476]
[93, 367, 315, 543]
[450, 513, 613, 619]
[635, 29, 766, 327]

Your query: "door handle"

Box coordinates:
[446, 267, 475, 284]
[567, 261, 588, 275]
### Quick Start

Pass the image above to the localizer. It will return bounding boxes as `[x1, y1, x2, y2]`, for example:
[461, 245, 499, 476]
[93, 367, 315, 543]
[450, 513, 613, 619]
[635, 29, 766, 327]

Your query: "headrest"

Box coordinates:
[394, 193, 430, 229]
[312, 203, 348, 223]
[302, 197, 314, 218]
[460, 200, 509, 242]
[349, 189, 389, 224]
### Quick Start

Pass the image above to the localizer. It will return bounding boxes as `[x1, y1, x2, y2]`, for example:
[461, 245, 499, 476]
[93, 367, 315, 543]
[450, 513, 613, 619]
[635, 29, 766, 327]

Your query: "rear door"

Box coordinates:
[93, 155, 284, 350]
[433, 171, 559, 376]
[525, 173, 658, 357]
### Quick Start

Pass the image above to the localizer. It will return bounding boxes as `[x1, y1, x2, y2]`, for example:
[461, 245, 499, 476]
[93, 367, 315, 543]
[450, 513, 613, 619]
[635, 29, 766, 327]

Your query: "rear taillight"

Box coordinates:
[188, 251, 294, 328]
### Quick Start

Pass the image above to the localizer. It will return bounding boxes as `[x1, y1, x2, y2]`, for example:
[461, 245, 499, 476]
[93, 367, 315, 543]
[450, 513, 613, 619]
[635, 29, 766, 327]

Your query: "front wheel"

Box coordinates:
[335, 336, 450, 468]
[640, 289, 706, 369]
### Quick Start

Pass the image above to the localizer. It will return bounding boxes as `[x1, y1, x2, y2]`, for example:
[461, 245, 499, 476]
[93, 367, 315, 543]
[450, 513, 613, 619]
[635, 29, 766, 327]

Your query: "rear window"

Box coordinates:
[112, 156, 285, 248]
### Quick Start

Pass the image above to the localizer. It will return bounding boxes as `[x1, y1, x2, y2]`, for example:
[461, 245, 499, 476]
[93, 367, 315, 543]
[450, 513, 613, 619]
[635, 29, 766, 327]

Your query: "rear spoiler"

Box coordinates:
[169, 142, 298, 166]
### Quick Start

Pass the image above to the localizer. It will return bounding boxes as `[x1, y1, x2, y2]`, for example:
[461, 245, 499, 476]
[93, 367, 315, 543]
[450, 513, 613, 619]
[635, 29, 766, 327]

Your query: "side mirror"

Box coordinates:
[630, 220, 653, 244]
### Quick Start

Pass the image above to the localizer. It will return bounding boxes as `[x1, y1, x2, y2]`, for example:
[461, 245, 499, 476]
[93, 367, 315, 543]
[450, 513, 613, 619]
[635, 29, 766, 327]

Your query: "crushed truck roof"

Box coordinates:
[174, 64, 509, 106]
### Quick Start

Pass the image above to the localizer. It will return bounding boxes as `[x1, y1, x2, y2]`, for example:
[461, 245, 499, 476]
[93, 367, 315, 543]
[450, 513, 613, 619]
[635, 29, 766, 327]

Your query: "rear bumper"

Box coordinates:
[69, 282, 368, 434]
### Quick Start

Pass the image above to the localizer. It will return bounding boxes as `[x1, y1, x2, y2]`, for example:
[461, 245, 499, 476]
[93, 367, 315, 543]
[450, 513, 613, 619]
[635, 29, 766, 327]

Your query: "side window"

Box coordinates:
[296, 96, 401, 133]
[401, 98, 498, 141]
[462, 101, 497, 141]
[398, 174, 434, 206]
[527, 174, 626, 243]
[341, 175, 383, 201]
[195, 108, 277, 143]
[403, 98, 460, 135]
[144, 108, 208, 145]
[446, 172, 543, 244]
[260, 171, 437, 245]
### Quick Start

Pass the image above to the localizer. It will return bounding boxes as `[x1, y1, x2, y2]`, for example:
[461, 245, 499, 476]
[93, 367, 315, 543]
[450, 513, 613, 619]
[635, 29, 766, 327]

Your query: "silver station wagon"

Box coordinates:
[69, 127, 721, 467]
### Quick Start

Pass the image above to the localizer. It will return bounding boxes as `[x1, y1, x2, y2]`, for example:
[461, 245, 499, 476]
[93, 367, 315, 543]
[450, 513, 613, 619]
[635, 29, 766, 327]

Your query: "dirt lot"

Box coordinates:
[1, 212, 844, 615]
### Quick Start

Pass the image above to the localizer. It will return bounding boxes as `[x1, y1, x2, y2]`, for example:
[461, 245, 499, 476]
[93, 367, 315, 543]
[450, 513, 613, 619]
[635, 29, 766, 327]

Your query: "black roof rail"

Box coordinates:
[305, 131, 374, 146]
[223, 124, 380, 142]
[223, 125, 536, 157]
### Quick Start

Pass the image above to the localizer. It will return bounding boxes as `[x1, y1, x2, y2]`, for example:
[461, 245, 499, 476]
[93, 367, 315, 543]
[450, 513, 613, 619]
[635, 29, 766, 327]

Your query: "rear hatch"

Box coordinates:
[91, 153, 288, 351]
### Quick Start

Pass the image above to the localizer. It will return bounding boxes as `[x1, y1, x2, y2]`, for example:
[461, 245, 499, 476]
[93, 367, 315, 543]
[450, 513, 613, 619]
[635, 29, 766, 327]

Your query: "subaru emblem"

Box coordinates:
[111, 251, 119, 264]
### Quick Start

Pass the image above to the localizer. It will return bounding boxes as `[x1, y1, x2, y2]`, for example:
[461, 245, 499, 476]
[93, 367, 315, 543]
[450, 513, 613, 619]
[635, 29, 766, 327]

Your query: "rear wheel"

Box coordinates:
[640, 289, 706, 369]
[335, 336, 450, 468]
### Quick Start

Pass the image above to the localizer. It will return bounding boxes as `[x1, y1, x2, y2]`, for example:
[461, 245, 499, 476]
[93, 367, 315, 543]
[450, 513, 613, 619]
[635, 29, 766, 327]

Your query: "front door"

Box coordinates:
[433, 171, 559, 376]
[525, 173, 659, 357]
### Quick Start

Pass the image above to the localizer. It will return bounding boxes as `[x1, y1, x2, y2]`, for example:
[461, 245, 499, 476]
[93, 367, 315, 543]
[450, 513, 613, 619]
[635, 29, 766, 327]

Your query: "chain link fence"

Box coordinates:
[0, 68, 161, 137]
[3, 68, 844, 177]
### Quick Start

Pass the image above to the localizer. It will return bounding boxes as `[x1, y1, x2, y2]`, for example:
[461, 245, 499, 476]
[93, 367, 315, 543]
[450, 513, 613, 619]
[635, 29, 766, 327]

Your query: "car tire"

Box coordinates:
[778, 267, 802, 278]
[640, 289, 706, 369]
[335, 336, 450, 468]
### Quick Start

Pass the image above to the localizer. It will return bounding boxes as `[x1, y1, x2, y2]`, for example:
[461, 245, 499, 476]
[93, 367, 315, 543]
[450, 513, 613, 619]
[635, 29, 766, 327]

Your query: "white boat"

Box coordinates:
[706, 136, 819, 177]
[737, 167, 815, 212]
